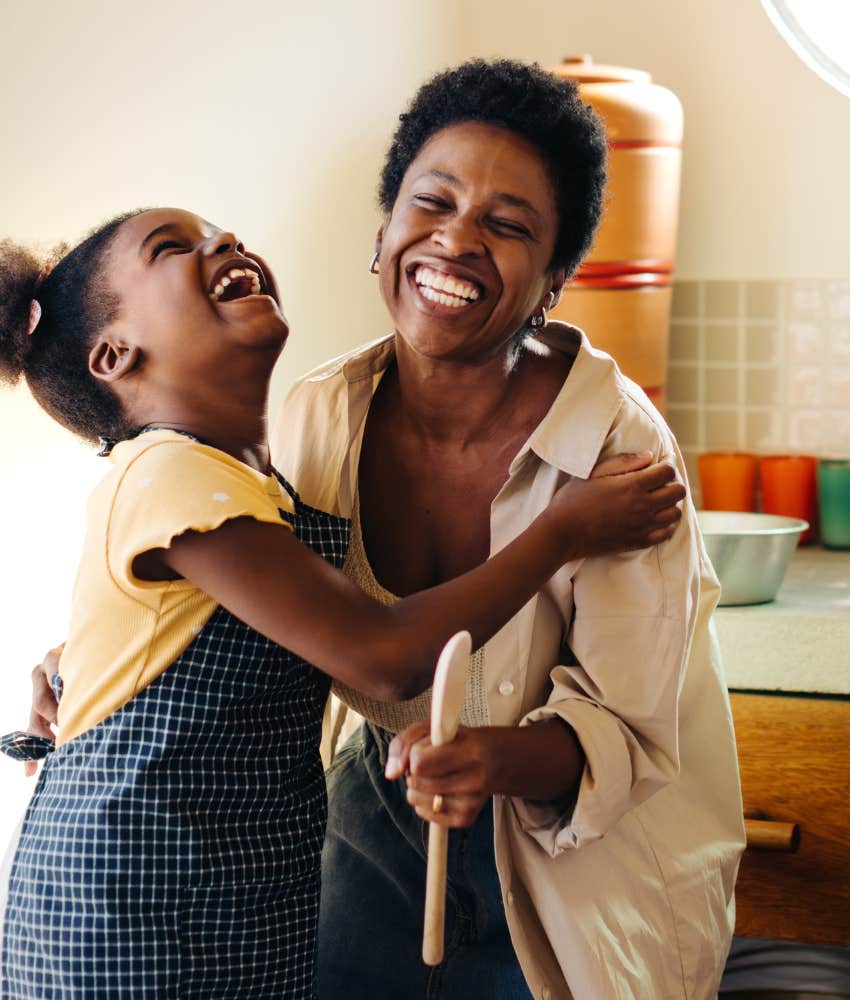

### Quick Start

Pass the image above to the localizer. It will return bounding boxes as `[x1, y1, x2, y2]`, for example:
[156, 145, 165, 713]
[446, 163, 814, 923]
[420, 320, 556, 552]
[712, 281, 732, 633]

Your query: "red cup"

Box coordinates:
[698, 452, 758, 511]
[760, 454, 817, 544]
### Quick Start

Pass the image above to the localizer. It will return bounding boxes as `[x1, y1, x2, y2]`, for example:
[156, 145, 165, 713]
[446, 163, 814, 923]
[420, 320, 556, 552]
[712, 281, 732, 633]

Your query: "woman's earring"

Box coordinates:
[530, 307, 547, 329]
[369, 252, 380, 275]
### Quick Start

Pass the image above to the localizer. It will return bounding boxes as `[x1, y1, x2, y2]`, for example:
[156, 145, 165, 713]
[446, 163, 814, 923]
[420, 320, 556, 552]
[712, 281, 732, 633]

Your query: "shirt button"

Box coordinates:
[498, 680, 514, 696]
[507, 890, 515, 906]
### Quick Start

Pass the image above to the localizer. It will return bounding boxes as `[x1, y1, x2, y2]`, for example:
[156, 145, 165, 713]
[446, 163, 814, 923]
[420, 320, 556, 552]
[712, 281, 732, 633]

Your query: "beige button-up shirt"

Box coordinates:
[272, 323, 745, 1000]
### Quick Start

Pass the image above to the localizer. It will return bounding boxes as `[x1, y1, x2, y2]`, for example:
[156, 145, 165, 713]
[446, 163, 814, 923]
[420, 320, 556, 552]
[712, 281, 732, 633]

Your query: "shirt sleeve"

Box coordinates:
[510, 406, 701, 855]
[106, 439, 294, 605]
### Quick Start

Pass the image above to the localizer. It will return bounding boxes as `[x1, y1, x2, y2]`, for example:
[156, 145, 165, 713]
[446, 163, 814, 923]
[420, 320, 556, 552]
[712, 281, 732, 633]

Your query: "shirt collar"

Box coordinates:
[330, 323, 624, 481]
[519, 322, 623, 479]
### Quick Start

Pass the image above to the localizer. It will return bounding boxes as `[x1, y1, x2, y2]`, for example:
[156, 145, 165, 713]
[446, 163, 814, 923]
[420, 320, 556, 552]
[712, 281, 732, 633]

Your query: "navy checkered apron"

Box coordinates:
[1, 475, 349, 999]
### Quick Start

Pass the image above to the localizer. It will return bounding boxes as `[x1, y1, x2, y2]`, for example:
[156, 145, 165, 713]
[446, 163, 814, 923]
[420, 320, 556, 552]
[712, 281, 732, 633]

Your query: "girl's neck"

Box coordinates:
[135, 399, 271, 474]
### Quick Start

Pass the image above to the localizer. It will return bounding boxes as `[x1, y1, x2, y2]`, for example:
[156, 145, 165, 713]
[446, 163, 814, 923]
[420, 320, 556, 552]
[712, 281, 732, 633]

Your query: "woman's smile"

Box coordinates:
[406, 260, 485, 316]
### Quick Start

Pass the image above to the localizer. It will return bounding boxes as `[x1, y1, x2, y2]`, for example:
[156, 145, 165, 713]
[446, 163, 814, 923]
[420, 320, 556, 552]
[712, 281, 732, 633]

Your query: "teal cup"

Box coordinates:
[817, 459, 850, 550]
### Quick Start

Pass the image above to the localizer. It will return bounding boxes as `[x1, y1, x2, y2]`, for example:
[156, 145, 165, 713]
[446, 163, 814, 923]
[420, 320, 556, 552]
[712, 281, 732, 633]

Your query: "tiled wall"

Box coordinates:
[666, 280, 850, 499]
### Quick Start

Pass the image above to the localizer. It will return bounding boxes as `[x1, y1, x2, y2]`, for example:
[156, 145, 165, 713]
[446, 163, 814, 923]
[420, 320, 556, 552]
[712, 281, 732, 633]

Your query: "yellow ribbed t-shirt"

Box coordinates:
[55, 430, 295, 746]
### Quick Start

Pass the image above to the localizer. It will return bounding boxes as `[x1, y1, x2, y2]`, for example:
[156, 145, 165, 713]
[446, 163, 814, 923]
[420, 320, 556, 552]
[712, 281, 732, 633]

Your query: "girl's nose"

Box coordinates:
[203, 231, 245, 256]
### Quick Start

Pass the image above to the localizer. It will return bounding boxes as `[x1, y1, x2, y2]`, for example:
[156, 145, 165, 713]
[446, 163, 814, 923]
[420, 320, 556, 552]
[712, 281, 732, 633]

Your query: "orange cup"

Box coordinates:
[698, 452, 758, 511]
[759, 454, 817, 545]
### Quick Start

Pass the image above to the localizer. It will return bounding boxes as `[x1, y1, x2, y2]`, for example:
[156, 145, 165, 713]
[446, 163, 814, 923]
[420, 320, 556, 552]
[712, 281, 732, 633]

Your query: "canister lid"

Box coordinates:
[551, 55, 683, 144]
[553, 55, 651, 84]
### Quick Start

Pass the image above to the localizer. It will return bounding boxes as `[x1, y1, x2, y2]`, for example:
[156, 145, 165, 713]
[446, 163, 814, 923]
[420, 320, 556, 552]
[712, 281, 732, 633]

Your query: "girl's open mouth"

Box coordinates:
[208, 263, 267, 303]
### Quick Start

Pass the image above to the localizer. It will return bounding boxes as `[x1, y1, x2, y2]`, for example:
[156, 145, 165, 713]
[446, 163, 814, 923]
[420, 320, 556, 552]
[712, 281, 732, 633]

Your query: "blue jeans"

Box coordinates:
[318, 724, 533, 999]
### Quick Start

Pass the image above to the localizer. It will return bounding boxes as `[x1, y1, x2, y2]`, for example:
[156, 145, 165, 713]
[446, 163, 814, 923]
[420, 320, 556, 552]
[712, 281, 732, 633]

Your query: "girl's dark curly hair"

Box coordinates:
[379, 59, 607, 277]
[0, 211, 141, 444]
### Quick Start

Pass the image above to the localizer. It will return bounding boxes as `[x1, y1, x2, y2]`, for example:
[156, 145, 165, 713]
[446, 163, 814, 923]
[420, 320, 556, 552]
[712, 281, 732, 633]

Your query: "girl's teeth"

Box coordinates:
[209, 266, 264, 301]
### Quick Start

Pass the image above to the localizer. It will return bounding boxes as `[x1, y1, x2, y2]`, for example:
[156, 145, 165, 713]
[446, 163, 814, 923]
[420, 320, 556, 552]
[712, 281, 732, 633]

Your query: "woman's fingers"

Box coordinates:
[590, 451, 653, 479]
[406, 785, 483, 828]
[31, 659, 59, 726]
[26, 649, 62, 776]
[385, 720, 430, 780]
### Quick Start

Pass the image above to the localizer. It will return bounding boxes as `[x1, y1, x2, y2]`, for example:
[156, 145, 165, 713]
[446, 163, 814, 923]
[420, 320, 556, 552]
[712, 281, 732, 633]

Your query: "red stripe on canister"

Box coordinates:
[568, 272, 671, 290]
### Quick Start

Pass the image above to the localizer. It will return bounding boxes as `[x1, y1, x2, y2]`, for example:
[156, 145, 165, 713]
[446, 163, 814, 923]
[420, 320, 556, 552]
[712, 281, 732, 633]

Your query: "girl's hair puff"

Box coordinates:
[0, 212, 140, 444]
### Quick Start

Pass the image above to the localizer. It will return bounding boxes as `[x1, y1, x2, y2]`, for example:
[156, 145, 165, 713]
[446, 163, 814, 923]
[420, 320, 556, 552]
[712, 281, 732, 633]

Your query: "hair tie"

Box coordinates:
[27, 299, 42, 337]
[27, 262, 55, 337]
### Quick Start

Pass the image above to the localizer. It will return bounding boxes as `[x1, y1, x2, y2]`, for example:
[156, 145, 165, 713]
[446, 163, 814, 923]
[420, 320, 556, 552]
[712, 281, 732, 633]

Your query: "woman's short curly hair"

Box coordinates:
[378, 59, 608, 277]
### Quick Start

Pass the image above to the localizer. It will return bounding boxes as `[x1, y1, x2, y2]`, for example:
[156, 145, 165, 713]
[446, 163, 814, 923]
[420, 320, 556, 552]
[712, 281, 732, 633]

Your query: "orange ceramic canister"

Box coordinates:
[549, 56, 684, 413]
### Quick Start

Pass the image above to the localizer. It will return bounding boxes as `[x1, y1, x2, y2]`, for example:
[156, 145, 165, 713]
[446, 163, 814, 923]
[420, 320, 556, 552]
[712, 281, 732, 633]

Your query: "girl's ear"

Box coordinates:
[89, 338, 141, 383]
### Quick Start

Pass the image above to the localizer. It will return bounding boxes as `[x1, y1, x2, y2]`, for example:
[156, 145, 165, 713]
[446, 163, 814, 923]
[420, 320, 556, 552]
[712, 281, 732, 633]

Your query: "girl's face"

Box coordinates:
[377, 122, 565, 365]
[100, 209, 286, 391]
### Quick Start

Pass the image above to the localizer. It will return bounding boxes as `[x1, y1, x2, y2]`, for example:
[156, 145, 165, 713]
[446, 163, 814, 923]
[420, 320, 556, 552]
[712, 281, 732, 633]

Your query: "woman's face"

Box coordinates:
[100, 208, 286, 388]
[378, 121, 563, 364]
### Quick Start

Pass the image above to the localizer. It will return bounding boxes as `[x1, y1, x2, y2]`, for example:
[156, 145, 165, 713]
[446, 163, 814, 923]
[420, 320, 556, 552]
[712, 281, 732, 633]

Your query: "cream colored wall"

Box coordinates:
[1, 0, 847, 846]
[454, 0, 850, 279]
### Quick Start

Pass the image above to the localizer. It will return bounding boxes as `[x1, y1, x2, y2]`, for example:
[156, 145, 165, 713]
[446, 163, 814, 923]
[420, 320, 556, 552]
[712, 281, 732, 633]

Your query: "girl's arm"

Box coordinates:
[158, 454, 683, 701]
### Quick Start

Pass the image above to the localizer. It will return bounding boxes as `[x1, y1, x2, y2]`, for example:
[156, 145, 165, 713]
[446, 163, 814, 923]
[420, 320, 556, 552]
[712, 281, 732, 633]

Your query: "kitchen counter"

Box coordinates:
[714, 547, 850, 696]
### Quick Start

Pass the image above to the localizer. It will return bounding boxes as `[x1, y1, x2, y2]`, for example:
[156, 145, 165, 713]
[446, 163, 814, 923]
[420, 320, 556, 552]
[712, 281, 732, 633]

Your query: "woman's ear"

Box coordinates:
[548, 267, 568, 310]
[89, 338, 141, 384]
[370, 224, 385, 275]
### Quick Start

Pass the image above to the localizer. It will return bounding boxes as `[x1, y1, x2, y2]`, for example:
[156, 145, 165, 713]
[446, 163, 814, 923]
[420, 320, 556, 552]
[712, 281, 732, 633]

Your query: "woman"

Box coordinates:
[276, 60, 744, 1000]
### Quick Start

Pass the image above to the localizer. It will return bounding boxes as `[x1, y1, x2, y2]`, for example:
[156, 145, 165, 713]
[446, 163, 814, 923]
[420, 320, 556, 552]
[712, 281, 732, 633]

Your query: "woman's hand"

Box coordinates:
[548, 451, 686, 558]
[386, 721, 496, 828]
[385, 718, 583, 829]
[24, 644, 62, 776]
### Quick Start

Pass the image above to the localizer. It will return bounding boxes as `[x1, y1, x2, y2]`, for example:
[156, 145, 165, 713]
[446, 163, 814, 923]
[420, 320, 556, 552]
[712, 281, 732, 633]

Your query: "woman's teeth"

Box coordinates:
[209, 267, 262, 302]
[415, 265, 480, 308]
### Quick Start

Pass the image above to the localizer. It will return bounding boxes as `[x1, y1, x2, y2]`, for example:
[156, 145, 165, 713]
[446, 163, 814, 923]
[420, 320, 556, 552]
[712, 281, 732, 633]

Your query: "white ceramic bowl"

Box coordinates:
[696, 511, 809, 606]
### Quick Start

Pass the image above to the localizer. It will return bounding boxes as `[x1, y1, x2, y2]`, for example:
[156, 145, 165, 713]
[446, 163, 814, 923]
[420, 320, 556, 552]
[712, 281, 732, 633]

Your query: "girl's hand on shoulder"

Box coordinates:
[549, 451, 686, 558]
[385, 722, 495, 829]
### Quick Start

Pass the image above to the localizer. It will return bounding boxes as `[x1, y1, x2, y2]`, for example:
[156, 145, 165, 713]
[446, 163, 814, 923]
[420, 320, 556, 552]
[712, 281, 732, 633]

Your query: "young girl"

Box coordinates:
[0, 208, 683, 998]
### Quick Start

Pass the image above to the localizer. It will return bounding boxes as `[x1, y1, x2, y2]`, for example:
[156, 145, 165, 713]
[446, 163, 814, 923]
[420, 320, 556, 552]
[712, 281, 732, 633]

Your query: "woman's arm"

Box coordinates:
[160, 456, 684, 702]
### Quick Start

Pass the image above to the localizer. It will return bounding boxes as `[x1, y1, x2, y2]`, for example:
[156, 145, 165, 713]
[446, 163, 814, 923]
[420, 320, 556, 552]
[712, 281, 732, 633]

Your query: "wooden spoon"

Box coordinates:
[422, 630, 472, 966]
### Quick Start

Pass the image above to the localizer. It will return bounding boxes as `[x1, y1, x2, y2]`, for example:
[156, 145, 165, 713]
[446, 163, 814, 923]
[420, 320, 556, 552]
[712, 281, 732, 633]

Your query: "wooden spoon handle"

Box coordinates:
[422, 822, 449, 965]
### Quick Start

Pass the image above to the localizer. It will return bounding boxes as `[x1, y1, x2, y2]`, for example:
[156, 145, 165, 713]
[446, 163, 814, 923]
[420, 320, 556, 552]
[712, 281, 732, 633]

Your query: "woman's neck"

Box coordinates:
[390, 335, 530, 447]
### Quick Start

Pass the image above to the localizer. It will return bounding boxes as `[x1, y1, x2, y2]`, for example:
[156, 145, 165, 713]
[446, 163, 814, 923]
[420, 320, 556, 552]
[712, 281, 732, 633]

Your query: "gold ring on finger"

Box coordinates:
[432, 793, 444, 814]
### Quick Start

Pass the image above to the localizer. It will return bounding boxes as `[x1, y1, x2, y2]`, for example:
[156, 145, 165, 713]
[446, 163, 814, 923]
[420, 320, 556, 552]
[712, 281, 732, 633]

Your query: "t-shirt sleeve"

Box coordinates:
[106, 440, 294, 602]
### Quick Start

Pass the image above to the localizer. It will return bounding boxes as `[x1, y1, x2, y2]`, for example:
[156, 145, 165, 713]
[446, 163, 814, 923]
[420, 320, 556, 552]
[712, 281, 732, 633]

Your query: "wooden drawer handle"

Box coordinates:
[745, 818, 800, 853]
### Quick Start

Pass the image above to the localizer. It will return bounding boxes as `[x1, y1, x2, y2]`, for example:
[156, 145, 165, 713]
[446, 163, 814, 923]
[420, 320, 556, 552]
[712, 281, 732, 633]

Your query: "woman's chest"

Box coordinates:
[357, 435, 515, 595]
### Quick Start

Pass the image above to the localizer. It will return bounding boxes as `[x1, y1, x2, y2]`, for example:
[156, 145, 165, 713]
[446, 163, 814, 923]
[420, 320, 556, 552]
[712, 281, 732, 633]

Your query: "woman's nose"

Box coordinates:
[203, 231, 245, 256]
[432, 214, 484, 257]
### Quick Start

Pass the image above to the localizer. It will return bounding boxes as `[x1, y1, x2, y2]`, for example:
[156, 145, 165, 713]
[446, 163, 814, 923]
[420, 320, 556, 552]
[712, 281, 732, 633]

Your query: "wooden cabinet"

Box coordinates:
[731, 692, 850, 946]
